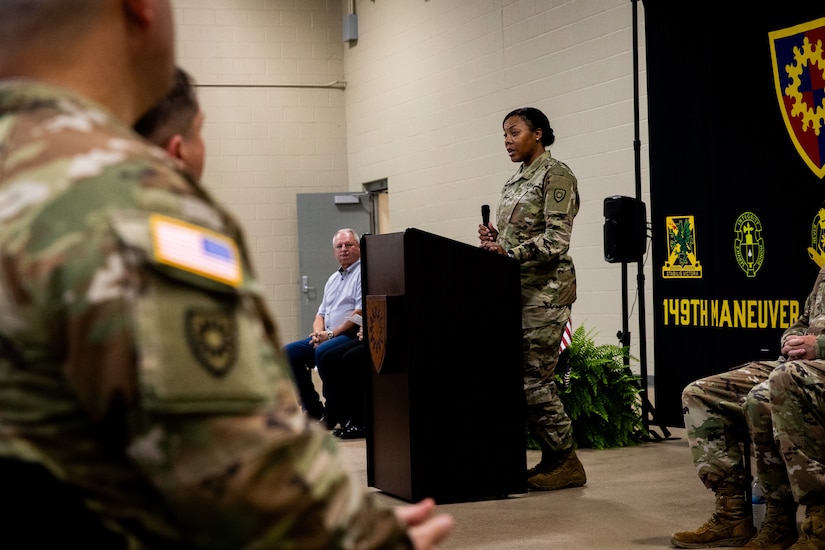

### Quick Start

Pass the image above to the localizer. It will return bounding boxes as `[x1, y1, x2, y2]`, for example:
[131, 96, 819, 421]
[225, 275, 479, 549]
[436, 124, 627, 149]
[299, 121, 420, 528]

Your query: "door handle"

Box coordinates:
[301, 275, 315, 294]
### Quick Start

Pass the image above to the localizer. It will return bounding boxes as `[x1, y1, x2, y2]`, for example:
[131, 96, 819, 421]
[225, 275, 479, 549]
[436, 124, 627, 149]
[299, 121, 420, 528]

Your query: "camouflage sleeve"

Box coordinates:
[781, 266, 825, 347]
[511, 166, 577, 263]
[781, 303, 825, 359]
[129, 413, 412, 550]
[781, 295, 810, 345]
[110, 209, 412, 548]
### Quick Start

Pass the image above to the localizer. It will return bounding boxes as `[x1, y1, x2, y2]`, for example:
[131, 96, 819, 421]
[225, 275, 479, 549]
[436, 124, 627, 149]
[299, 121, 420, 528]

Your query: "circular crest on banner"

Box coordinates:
[733, 211, 764, 278]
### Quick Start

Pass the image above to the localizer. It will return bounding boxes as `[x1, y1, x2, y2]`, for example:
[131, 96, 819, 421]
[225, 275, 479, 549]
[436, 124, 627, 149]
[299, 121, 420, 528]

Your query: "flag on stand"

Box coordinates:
[559, 318, 572, 353]
[560, 318, 573, 388]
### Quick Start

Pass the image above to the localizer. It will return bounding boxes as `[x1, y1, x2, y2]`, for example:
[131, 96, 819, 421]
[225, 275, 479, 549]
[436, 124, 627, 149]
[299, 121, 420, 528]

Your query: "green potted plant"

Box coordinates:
[528, 325, 647, 450]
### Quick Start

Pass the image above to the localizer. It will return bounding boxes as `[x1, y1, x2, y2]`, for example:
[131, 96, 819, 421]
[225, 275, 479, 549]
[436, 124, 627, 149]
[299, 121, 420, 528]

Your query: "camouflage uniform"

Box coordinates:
[496, 150, 579, 452]
[769, 365, 825, 504]
[683, 264, 825, 504]
[0, 82, 410, 549]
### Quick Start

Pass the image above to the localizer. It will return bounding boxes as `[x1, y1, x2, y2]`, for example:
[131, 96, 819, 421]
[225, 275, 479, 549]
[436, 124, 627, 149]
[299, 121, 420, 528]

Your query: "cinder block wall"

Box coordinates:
[173, 0, 655, 376]
[174, 0, 349, 346]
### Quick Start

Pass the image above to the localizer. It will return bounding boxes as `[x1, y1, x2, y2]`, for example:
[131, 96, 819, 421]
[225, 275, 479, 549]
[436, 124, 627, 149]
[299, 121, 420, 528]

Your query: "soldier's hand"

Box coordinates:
[395, 498, 454, 549]
[480, 241, 505, 255]
[478, 223, 498, 244]
[782, 334, 816, 360]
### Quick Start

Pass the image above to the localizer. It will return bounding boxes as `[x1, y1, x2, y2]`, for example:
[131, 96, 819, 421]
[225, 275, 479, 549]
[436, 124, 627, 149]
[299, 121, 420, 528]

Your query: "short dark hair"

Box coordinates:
[133, 67, 199, 147]
[503, 107, 555, 147]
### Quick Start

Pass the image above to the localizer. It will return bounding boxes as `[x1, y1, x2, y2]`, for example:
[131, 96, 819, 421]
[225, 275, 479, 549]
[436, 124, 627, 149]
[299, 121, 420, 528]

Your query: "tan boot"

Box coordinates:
[526, 449, 586, 491]
[526, 454, 553, 479]
[526, 441, 559, 479]
[526, 461, 544, 479]
[671, 490, 756, 548]
[788, 505, 825, 550]
[743, 500, 798, 550]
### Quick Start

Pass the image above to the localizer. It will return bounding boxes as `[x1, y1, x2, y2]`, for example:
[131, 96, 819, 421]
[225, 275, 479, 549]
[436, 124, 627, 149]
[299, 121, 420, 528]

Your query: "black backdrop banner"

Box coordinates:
[645, 1, 825, 427]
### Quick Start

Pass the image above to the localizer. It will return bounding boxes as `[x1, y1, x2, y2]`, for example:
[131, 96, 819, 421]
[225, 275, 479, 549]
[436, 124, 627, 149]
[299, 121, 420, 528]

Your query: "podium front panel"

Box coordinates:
[362, 228, 526, 503]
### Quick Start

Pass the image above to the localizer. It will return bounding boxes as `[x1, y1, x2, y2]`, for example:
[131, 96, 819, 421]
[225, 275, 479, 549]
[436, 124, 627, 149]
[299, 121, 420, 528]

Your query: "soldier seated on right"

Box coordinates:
[672, 263, 825, 549]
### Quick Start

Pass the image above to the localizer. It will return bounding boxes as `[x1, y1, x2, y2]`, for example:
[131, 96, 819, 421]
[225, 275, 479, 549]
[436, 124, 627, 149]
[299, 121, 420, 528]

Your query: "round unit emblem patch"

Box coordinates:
[734, 211, 764, 278]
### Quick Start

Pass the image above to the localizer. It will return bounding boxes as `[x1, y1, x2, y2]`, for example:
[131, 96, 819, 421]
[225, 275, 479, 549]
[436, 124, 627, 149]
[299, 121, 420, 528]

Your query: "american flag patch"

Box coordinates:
[150, 214, 242, 287]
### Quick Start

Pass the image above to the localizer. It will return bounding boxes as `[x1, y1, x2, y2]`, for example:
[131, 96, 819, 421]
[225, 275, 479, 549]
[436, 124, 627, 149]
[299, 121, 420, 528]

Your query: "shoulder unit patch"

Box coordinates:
[185, 307, 238, 377]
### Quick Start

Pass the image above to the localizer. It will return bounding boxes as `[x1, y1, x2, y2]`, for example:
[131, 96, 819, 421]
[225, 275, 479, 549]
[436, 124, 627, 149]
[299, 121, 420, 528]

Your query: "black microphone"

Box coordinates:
[481, 204, 490, 227]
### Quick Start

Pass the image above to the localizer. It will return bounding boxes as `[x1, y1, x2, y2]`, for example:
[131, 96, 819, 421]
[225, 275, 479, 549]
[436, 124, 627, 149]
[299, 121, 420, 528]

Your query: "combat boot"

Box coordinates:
[788, 505, 825, 549]
[743, 500, 798, 550]
[526, 449, 586, 491]
[526, 455, 553, 479]
[671, 489, 756, 548]
[526, 461, 544, 479]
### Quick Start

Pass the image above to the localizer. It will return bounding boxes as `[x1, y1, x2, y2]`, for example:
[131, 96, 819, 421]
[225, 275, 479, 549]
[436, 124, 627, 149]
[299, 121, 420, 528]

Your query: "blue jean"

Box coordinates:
[284, 335, 356, 419]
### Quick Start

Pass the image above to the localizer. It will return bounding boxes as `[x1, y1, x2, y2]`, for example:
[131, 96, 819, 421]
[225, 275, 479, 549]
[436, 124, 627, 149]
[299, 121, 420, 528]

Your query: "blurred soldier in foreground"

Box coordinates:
[0, 1, 453, 548]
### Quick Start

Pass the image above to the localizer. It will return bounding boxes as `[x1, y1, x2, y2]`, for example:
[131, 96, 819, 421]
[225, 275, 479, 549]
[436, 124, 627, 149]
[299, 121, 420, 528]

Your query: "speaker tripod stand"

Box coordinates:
[617, 0, 673, 442]
[617, 257, 672, 442]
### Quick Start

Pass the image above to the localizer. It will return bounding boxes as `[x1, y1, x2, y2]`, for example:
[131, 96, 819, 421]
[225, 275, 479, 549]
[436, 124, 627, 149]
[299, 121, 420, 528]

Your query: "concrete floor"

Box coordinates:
[337, 425, 772, 550]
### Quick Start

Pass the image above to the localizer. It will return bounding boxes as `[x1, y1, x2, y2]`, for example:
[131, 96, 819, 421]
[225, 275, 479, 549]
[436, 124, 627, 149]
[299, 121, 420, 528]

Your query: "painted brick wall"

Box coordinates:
[174, 0, 348, 344]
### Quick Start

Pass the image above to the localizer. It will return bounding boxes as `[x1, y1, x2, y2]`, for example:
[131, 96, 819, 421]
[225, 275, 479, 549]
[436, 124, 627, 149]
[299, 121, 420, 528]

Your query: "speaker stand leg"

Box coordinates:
[618, 262, 675, 442]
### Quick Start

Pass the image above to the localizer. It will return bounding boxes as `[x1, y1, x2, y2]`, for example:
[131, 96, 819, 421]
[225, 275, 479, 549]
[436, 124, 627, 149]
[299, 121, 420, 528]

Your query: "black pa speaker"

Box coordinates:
[603, 195, 646, 263]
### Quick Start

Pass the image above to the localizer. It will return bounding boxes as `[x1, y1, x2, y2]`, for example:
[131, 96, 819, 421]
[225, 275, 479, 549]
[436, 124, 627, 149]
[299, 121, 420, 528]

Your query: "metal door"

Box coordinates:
[296, 192, 371, 334]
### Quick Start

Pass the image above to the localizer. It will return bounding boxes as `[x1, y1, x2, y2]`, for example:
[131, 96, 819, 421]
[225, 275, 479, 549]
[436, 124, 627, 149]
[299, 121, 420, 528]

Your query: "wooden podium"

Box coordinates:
[361, 228, 526, 503]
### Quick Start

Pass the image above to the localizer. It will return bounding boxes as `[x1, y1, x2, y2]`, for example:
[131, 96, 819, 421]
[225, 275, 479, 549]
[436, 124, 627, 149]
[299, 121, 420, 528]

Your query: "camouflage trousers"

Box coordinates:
[524, 305, 574, 454]
[683, 360, 793, 503]
[769, 359, 825, 504]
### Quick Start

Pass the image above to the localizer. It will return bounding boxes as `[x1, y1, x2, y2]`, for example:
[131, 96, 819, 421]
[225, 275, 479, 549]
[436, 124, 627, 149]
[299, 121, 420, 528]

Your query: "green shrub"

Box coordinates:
[527, 325, 647, 450]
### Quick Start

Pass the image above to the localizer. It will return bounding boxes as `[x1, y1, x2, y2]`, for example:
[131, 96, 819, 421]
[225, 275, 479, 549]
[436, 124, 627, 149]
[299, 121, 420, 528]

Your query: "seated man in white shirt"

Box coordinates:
[284, 228, 362, 426]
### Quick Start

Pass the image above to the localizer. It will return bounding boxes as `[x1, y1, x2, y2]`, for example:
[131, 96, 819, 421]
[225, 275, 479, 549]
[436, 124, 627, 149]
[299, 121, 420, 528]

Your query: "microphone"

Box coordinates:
[481, 204, 493, 244]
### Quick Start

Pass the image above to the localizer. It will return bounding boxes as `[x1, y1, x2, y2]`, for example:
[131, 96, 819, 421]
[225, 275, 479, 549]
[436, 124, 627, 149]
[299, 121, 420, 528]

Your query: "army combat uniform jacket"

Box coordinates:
[0, 82, 409, 549]
[496, 150, 579, 330]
